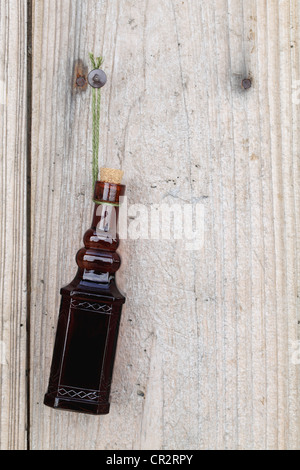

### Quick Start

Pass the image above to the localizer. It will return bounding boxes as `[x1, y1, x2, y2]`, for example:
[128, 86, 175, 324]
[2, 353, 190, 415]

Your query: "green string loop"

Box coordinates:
[89, 53, 104, 187]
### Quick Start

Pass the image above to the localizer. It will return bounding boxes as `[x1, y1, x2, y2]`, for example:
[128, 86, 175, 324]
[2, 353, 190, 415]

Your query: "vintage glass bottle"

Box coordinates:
[44, 181, 126, 414]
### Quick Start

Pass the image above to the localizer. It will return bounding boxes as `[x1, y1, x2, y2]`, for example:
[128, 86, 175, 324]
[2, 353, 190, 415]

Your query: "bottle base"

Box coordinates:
[44, 393, 110, 415]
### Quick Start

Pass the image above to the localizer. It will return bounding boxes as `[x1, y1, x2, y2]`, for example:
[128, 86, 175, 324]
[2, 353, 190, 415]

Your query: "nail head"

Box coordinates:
[242, 78, 252, 90]
[76, 76, 86, 87]
[88, 69, 107, 88]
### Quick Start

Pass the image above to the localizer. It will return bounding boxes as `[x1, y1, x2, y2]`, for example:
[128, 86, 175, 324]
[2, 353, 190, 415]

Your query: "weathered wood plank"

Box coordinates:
[30, 0, 300, 450]
[0, 0, 28, 450]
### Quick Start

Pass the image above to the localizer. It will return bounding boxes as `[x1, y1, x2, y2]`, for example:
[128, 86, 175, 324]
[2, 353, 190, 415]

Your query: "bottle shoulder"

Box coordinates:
[61, 273, 126, 304]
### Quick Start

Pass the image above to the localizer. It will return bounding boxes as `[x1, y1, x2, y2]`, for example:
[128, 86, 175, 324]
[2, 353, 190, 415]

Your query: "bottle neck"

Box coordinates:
[91, 202, 120, 238]
[75, 182, 125, 286]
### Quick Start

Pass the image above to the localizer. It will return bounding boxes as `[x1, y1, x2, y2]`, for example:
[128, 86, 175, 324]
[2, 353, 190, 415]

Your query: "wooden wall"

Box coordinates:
[0, 0, 299, 450]
[0, 0, 28, 450]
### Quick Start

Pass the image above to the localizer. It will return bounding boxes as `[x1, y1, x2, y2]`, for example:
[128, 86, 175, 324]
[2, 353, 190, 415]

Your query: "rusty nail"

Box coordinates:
[76, 76, 86, 87]
[242, 78, 252, 90]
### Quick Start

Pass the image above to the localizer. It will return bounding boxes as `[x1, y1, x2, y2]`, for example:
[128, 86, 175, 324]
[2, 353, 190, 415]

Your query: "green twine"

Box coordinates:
[93, 199, 121, 207]
[89, 53, 104, 187]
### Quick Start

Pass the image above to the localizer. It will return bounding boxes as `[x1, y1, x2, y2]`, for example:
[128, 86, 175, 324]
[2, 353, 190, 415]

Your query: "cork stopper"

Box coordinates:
[100, 167, 124, 185]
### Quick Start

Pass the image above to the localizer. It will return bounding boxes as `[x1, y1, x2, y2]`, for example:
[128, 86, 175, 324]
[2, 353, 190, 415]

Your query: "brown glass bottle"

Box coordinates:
[44, 181, 126, 415]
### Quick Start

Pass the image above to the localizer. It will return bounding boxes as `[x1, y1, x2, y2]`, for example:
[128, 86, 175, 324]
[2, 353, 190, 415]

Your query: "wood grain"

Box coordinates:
[0, 0, 28, 450]
[27, 0, 300, 450]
